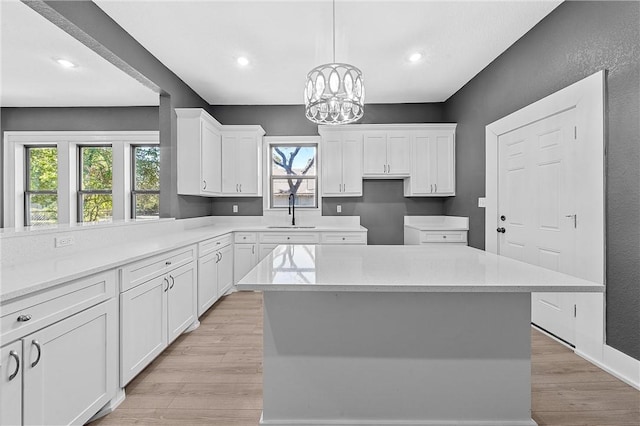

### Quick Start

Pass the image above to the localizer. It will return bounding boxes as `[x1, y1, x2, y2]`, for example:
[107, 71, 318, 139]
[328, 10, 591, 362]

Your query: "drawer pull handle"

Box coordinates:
[165, 261, 172, 266]
[169, 275, 175, 290]
[8, 351, 20, 381]
[342, 237, 346, 240]
[287, 237, 290, 240]
[443, 235, 447, 239]
[31, 340, 41, 368]
[164, 277, 169, 292]
[216, 241, 221, 245]
[17, 314, 32, 322]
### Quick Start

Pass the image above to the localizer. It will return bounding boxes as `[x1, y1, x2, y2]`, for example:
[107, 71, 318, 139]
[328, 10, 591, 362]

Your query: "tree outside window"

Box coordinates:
[132, 145, 160, 219]
[270, 145, 317, 208]
[79, 146, 113, 222]
[25, 146, 58, 226]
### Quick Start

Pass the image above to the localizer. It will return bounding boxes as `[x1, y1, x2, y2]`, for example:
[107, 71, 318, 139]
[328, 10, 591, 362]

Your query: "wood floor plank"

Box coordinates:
[90, 291, 639, 426]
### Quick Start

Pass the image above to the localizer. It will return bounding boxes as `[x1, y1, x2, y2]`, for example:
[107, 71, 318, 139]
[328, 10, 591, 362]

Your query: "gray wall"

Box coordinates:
[209, 103, 449, 237]
[443, 1, 640, 360]
[39, 0, 215, 220]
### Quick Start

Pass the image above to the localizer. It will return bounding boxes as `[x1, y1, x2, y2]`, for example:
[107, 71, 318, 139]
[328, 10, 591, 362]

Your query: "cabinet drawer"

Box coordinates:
[198, 233, 233, 257]
[259, 232, 320, 244]
[420, 231, 467, 244]
[234, 232, 257, 243]
[121, 245, 196, 292]
[1, 270, 116, 343]
[321, 232, 367, 245]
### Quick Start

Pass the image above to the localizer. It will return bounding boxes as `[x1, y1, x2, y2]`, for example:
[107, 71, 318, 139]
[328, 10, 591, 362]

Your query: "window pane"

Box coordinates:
[134, 193, 160, 219]
[134, 146, 160, 190]
[28, 147, 57, 191]
[81, 146, 112, 190]
[271, 178, 316, 208]
[271, 146, 316, 176]
[27, 194, 57, 225]
[81, 193, 112, 222]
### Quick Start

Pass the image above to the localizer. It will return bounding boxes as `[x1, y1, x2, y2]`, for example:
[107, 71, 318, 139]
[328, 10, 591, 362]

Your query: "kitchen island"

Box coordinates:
[238, 244, 604, 426]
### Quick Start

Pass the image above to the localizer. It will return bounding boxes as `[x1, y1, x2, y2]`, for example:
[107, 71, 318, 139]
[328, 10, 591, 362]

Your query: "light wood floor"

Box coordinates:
[90, 291, 639, 426]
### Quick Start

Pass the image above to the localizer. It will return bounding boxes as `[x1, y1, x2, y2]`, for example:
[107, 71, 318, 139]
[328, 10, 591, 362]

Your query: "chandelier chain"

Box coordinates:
[332, 0, 336, 63]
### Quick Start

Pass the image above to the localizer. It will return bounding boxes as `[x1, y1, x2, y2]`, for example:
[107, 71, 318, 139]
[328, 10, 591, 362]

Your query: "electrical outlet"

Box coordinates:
[55, 236, 74, 248]
[478, 197, 486, 208]
[233, 205, 238, 213]
[337, 205, 342, 213]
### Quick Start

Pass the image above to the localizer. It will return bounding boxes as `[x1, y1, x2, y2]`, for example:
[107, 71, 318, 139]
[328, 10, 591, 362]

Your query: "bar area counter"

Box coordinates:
[238, 245, 604, 426]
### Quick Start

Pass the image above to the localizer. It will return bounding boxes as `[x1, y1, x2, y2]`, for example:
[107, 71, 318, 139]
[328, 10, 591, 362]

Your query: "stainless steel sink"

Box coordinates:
[266, 226, 316, 229]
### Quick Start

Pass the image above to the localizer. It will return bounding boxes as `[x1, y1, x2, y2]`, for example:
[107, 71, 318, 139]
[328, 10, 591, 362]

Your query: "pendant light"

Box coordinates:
[304, 0, 364, 125]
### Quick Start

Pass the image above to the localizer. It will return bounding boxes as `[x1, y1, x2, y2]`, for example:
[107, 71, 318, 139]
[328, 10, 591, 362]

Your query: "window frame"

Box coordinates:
[24, 145, 58, 226]
[265, 137, 321, 211]
[77, 144, 114, 223]
[130, 144, 161, 219]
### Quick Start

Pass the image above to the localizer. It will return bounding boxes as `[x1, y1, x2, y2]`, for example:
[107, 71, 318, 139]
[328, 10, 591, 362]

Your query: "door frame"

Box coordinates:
[485, 70, 606, 361]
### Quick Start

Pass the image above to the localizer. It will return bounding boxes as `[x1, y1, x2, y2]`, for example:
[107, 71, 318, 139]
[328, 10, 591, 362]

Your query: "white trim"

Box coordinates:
[262, 136, 322, 213]
[3, 131, 159, 228]
[577, 345, 640, 391]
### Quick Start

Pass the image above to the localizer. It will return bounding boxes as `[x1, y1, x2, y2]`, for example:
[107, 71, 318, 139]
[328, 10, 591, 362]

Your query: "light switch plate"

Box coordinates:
[478, 197, 486, 208]
[337, 205, 342, 213]
[233, 205, 238, 213]
[55, 236, 74, 248]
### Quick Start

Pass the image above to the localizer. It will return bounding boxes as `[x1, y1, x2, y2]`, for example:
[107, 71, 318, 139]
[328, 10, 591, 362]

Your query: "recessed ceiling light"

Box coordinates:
[54, 58, 77, 68]
[237, 56, 250, 67]
[408, 52, 423, 63]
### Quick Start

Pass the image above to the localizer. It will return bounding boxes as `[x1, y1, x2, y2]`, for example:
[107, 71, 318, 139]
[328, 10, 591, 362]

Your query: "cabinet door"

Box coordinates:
[197, 251, 219, 317]
[23, 299, 117, 426]
[221, 135, 238, 194]
[433, 134, 455, 194]
[341, 133, 363, 195]
[167, 262, 197, 344]
[386, 133, 411, 175]
[234, 136, 260, 195]
[259, 243, 279, 261]
[217, 244, 234, 296]
[363, 132, 387, 175]
[321, 135, 344, 196]
[120, 275, 167, 385]
[234, 243, 257, 284]
[201, 120, 221, 195]
[1, 341, 22, 426]
[408, 132, 433, 195]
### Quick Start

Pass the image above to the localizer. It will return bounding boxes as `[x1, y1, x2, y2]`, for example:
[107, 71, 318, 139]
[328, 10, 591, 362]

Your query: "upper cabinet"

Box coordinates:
[176, 109, 265, 198]
[404, 125, 456, 197]
[319, 129, 363, 197]
[363, 131, 410, 177]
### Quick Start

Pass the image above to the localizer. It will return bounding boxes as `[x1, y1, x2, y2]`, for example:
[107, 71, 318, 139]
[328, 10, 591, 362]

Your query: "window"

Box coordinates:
[25, 146, 58, 226]
[78, 145, 113, 222]
[270, 144, 317, 208]
[132, 145, 160, 219]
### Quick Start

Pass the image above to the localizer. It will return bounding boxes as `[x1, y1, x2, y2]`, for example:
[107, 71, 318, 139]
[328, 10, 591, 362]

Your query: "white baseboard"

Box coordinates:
[576, 344, 640, 390]
[88, 388, 126, 422]
[184, 319, 200, 333]
[259, 412, 537, 426]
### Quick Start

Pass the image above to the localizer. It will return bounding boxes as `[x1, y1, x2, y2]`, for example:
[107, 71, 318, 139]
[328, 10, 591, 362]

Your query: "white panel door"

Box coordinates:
[23, 300, 116, 426]
[321, 136, 344, 195]
[234, 243, 257, 284]
[200, 120, 221, 195]
[120, 275, 167, 385]
[386, 133, 410, 175]
[498, 108, 577, 343]
[362, 133, 387, 175]
[1, 341, 22, 426]
[197, 251, 219, 317]
[167, 262, 197, 344]
[341, 134, 363, 195]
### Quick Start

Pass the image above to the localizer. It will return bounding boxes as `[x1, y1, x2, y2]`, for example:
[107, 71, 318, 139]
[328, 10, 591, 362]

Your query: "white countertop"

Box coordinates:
[238, 244, 604, 293]
[1, 223, 366, 302]
[404, 215, 469, 231]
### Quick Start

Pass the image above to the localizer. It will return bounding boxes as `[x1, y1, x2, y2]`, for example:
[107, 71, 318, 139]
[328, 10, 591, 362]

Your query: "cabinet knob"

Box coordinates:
[165, 261, 172, 266]
[17, 314, 32, 322]
[287, 237, 290, 240]
[442, 235, 447, 239]
[497, 227, 506, 233]
[342, 237, 346, 240]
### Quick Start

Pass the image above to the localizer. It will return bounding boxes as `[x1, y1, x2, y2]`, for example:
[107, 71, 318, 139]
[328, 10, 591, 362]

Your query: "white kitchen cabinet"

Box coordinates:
[221, 126, 265, 196]
[176, 108, 223, 196]
[404, 126, 456, 196]
[320, 231, 368, 245]
[363, 131, 410, 177]
[120, 246, 197, 385]
[197, 234, 233, 316]
[1, 341, 22, 426]
[403, 216, 468, 245]
[320, 131, 363, 196]
[233, 232, 258, 284]
[23, 299, 117, 425]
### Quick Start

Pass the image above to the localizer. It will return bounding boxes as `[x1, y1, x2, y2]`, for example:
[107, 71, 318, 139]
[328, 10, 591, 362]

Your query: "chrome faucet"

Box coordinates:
[288, 193, 296, 226]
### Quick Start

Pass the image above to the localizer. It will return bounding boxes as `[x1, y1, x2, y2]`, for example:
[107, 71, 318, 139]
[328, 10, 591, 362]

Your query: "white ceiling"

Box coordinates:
[1, 0, 562, 107]
[0, 0, 159, 107]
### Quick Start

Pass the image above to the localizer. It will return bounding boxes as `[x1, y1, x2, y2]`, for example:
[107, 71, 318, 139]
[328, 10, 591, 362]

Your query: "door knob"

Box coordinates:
[496, 227, 506, 233]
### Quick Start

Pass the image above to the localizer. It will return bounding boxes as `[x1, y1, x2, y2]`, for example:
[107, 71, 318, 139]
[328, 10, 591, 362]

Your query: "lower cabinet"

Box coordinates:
[120, 248, 197, 386]
[1, 299, 117, 426]
[197, 235, 233, 316]
[233, 233, 258, 284]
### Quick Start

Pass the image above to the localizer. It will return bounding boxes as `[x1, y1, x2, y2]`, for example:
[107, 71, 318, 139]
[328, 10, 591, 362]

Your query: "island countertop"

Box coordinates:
[237, 244, 604, 293]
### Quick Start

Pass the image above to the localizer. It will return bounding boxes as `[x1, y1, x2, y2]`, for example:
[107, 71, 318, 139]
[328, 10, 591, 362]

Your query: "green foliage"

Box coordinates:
[28, 147, 57, 191]
[134, 146, 160, 218]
